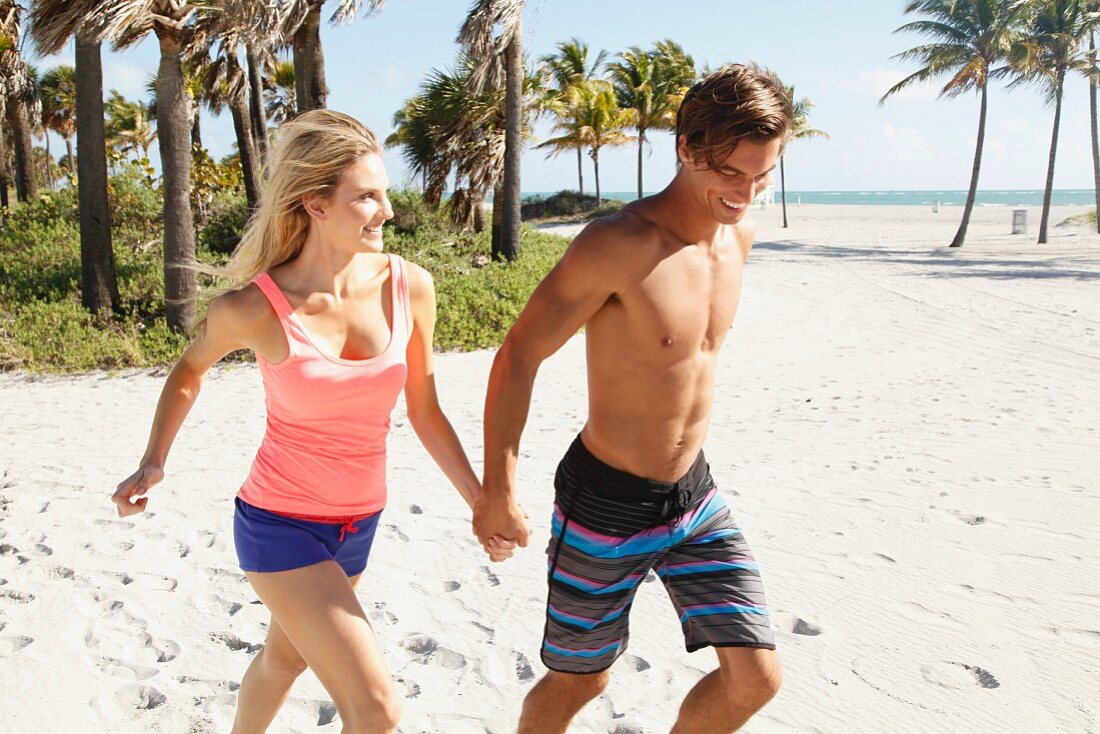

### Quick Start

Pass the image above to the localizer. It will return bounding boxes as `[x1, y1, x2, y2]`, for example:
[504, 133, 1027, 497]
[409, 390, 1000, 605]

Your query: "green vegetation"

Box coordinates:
[0, 184, 568, 372]
[1057, 210, 1098, 227]
[520, 190, 624, 222]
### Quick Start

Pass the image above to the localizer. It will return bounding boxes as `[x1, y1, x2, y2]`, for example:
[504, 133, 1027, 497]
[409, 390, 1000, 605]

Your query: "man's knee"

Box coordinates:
[719, 649, 782, 710]
[537, 669, 611, 704]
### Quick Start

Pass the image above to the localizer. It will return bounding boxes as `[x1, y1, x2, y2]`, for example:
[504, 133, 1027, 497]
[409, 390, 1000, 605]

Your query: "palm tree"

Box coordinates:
[882, 0, 1031, 248]
[105, 90, 157, 160]
[1, 1, 40, 201]
[98, 2, 201, 332]
[780, 86, 828, 228]
[1089, 1, 1099, 232]
[1011, 0, 1099, 243]
[37, 64, 76, 176]
[539, 37, 607, 196]
[538, 79, 633, 206]
[280, 0, 386, 113]
[607, 40, 695, 200]
[265, 58, 297, 127]
[29, 1, 119, 315]
[459, 0, 525, 261]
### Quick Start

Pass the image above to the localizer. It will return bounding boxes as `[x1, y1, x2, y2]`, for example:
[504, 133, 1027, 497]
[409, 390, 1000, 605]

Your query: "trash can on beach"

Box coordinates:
[1012, 209, 1027, 234]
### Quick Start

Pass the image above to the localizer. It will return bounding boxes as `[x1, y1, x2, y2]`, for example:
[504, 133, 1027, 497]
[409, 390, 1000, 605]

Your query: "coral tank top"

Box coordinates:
[237, 254, 411, 516]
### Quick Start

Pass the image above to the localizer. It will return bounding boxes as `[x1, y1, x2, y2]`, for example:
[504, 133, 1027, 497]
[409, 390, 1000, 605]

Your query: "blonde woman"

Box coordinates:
[112, 110, 512, 733]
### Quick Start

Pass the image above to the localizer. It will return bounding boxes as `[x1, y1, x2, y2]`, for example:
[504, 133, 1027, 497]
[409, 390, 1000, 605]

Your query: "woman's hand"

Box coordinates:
[485, 535, 519, 563]
[112, 465, 164, 517]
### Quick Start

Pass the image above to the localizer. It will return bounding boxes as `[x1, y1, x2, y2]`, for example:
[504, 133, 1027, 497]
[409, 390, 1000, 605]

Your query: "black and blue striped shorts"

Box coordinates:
[541, 436, 775, 674]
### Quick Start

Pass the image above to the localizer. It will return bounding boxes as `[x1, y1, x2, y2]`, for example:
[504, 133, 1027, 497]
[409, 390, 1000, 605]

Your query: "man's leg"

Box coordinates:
[518, 669, 611, 734]
[670, 647, 781, 734]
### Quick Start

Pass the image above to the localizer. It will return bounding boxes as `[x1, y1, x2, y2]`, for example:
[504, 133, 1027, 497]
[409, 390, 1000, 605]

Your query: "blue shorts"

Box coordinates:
[233, 497, 382, 576]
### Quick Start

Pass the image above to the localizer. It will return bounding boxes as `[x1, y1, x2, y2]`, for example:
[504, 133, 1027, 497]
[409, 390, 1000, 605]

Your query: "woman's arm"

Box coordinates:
[402, 263, 514, 561]
[112, 289, 265, 517]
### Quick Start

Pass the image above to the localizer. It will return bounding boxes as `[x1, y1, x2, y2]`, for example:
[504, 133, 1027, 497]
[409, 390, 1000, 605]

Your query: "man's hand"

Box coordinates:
[474, 492, 530, 552]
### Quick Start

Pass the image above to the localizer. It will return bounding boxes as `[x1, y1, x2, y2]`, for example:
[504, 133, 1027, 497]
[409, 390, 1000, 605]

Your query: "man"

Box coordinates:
[475, 63, 792, 733]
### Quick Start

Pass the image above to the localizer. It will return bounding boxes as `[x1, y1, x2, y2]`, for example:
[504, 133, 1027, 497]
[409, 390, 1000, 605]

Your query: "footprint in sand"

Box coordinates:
[0, 635, 33, 654]
[34, 565, 74, 582]
[96, 656, 160, 681]
[205, 567, 247, 584]
[197, 531, 217, 549]
[211, 632, 263, 654]
[94, 519, 134, 530]
[0, 590, 35, 605]
[514, 652, 535, 681]
[443, 580, 461, 592]
[20, 544, 53, 559]
[313, 701, 337, 726]
[368, 601, 398, 626]
[480, 566, 500, 587]
[399, 633, 467, 670]
[621, 654, 651, 672]
[0, 544, 18, 556]
[921, 661, 1000, 689]
[772, 611, 824, 637]
[408, 504, 423, 515]
[953, 513, 988, 526]
[113, 684, 167, 711]
[384, 524, 409, 542]
[192, 593, 242, 617]
[394, 675, 421, 699]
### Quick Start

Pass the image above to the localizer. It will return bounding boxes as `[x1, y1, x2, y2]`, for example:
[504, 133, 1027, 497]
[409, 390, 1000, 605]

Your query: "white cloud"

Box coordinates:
[102, 59, 153, 102]
[815, 68, 941, 102]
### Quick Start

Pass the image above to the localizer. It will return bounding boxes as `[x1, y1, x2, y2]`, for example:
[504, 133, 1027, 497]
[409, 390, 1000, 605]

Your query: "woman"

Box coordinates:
[112, 110, 511, 733]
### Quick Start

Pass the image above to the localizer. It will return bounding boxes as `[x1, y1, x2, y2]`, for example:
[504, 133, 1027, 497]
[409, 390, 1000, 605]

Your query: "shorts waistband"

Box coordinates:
[565, 434, 710, 498]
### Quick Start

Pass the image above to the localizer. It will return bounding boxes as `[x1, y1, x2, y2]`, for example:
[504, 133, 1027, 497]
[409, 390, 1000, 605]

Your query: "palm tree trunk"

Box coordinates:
[155, 31, 198, 332]
[230, 93, 261, 211]
[64, 136, 75, 178]
[576, 147, 584, 197]
[780, 154, 788, 228]
[293, 1, 328, 113]
[43, 134, 54, 189]
[950, 84, 989, 248]
[490, 183, 503, 256]
[190, 110, 202, 150]
[1090, 30, 1099, 234]
[1038, 69, 1065, 245]
[246, 45, 269, 162]
[7, 98, 37, 201]
[636, 127, 645, 200]
[593, 148, 601, 206]
[75, 35, 119, 315]
[498, 10, 523, 262]
[0, 132, 8, 209]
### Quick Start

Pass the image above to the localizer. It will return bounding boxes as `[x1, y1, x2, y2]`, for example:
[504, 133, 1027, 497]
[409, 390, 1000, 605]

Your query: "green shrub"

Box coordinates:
[521, 190, 625, 222]
[388, 188, 456, 235]
[1057, 211, 1097, 227]
[200, 190, 250, 257]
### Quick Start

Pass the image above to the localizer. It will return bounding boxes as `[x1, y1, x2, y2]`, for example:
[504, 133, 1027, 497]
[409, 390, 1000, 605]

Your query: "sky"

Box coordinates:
[29, 0, 1099, 193]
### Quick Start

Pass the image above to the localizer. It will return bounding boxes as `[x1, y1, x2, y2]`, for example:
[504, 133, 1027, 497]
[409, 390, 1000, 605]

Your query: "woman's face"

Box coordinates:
[312, 153, 394, 253]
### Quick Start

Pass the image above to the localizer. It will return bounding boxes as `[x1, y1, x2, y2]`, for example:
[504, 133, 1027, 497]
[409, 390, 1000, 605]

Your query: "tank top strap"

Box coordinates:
[387, 254, 414, 336]
[252, 272, 295, 320]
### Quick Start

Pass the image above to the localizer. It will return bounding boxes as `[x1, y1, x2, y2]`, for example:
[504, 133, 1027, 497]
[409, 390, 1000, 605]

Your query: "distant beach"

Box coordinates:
[521, 189, 1097, 207]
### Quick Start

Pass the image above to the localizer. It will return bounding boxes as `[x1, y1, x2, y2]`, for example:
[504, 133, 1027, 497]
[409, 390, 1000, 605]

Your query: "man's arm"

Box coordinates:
[475, 219, 638, 547]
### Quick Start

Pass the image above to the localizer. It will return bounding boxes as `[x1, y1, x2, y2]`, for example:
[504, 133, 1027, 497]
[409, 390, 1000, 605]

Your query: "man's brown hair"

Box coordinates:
[675, 62, 793, 170]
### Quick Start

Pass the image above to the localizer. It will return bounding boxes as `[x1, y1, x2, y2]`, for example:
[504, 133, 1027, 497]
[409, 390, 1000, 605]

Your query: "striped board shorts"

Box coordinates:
[541, 436, 775, 674]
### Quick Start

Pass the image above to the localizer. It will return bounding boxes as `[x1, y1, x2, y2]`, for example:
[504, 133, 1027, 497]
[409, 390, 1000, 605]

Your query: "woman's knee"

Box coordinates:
[260, 644, 309, 679]
[338, 683, 402, 733]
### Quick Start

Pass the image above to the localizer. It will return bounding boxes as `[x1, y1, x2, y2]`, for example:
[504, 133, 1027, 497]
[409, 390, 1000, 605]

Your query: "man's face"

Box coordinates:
[679, 137, 783, 225]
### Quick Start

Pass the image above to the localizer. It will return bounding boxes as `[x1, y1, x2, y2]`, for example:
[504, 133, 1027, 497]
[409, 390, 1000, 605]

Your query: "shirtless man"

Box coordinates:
[474, 64, 793, 733]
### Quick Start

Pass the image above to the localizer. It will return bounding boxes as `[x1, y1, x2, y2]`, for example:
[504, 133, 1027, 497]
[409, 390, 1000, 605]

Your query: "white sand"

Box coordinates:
[1, 203, 1098, 733]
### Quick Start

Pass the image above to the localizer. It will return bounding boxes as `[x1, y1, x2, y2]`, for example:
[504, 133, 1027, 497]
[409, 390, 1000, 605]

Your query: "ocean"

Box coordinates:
[522, 189, 1096, 207]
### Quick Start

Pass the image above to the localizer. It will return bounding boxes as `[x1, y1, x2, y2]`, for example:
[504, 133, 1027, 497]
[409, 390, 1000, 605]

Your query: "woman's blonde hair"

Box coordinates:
[219, 109, 381, 285]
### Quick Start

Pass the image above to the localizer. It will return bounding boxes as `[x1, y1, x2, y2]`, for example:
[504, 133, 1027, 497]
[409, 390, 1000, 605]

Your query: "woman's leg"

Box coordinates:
[232, 566, 397, 734]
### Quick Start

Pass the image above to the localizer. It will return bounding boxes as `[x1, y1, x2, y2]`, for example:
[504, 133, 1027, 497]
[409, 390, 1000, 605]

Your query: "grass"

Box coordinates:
[0, 181, 568, 372]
